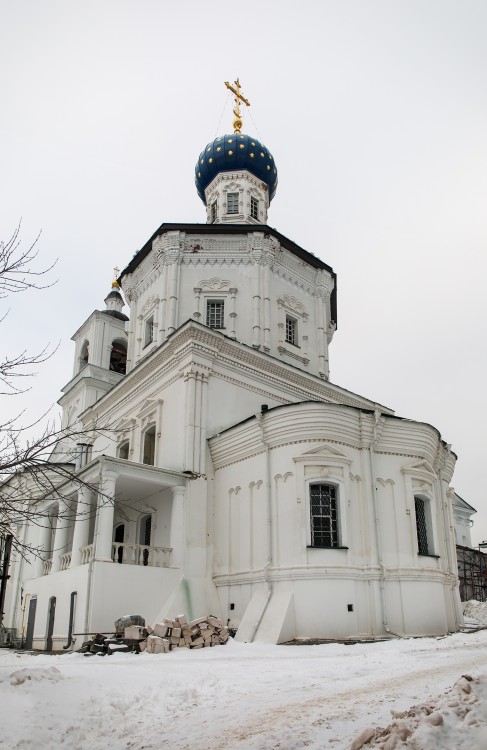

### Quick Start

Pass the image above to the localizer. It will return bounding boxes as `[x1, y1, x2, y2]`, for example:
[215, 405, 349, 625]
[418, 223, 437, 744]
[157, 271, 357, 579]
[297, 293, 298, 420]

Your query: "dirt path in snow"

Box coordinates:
[202, 641, 487, 750]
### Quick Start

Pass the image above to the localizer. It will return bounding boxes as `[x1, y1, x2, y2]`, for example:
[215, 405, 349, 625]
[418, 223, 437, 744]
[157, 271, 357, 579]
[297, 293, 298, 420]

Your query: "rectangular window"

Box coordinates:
[415, 496, 430, 555]
[211, 200, 217, 223]
[76, 443, 93, 469]
[143, 426, 156, 466]
[310, 484, 339, 547]
[144, 316, 154, 347]
[250, 196, 259, 220]
[285, 315, 297, 345]
[206, 300, 224, 329]
[227, 192, 239, 214]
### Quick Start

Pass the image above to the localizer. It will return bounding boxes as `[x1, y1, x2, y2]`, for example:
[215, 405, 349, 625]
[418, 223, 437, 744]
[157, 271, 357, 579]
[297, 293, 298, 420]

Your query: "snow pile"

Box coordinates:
[2, 632, 487, 749]
[9, 665, 63, 686]
[350, 674, 487, 750]
[463, 599, 487, 626]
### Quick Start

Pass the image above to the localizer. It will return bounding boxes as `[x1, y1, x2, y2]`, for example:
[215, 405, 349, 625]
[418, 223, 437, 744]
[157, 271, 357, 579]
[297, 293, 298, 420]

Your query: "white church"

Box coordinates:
[4, 84, 469, 649]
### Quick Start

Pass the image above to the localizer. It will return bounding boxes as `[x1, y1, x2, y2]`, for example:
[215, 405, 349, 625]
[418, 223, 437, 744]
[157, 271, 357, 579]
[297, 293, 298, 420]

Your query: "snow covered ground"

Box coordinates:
[2, 630, 487, 750]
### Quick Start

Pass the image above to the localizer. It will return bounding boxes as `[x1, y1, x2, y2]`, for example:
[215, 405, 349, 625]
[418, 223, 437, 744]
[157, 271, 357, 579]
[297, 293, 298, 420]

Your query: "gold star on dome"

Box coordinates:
[260, 152, 264, 157]
[267, 165, 270, 170]
[228, 150, 234, 155]
[217, 146, 221, 152]
[239, 144, 245, 149]
[228, 139, 233, 143]
[209, 158, 213, 163]
[250, 153, 254, 158]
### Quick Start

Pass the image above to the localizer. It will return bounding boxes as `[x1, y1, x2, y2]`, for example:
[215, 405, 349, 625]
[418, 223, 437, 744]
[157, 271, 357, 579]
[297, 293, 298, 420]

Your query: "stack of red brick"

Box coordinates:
[131, 614, 230, 654]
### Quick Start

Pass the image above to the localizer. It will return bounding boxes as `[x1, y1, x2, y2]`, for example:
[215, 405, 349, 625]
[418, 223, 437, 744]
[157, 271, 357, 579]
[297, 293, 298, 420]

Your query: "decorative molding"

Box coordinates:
[196, 278, 234, 292]
[140, 295, 159, 317]
[278, 295, 306, 315]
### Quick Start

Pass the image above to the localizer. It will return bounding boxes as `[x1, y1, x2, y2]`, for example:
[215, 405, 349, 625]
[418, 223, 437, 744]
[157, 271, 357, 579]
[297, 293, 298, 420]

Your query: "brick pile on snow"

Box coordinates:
[78, 614, 229, 656]
[143, 614, 230, 653]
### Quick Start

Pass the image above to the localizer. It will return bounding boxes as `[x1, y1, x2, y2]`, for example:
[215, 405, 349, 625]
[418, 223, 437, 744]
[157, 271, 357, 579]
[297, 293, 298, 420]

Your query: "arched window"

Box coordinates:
[113, 523, 125, 564]
[414, 495, 435, 556]
[118, 441, 130, 460]
[79, 340, 89, 371]
[139, 514, 152, 566]
[109, 339, 127, 374]
[142, 425, 156, 466]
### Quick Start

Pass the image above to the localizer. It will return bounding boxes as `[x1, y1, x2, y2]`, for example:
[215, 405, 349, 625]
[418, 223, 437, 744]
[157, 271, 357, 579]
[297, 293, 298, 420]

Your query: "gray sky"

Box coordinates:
[1, 1, 486, 542]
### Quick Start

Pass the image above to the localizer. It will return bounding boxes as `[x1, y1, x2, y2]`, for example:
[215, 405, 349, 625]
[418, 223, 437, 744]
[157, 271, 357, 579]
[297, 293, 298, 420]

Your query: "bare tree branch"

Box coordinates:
[0, 223, 114, 560]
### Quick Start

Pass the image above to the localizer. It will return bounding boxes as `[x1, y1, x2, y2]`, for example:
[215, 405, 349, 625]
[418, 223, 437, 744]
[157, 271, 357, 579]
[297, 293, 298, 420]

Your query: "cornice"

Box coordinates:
[79, 321, 389, 423]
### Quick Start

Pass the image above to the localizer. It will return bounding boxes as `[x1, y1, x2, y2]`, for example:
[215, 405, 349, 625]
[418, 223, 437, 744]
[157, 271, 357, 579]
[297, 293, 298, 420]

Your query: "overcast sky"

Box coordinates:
[1, 1, 486, 543]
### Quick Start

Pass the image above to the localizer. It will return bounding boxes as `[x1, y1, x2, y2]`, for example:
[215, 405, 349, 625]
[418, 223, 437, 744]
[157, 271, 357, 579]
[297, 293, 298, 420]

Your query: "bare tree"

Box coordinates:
[0, 224, 113, 561]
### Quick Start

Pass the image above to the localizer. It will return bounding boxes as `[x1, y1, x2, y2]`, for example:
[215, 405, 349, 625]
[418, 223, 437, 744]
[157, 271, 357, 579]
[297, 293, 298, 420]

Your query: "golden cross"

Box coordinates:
[112, 266, 120, 288]
[225, 78, 250, 134]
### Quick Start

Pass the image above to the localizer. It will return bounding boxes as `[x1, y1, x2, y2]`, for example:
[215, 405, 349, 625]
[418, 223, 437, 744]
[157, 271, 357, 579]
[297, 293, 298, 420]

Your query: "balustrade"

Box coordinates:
[80, 544, 94, 564]
[111, 542, 172, 568]
[42, 559, 52, 575]
[59, 552, 72, 571]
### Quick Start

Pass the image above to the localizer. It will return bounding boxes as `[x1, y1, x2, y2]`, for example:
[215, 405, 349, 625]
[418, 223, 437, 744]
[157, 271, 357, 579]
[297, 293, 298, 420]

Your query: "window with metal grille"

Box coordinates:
[310, 484, 339, 547]
[227, 192, 239, 214]
[250, 196, 259, 220]
[415, 496, 429, 555]
[211, 200, 217, 223]
[206, 300, 224, 329]
[144, 316, 154, 347]
[285, 315, 297, 345]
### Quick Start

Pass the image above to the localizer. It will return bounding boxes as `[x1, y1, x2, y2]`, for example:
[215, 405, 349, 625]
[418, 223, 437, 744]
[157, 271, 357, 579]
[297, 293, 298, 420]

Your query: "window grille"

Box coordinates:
[415, 496, 429, 555]
[250, 196, 259, 220]
[310, 484, 339, 547]
[211, 201, 217, 223]
[285, 316, 297, 345]
[144, 317, 154, 347]
[227, 192, 239, 214]
[206, 300, 224, 329]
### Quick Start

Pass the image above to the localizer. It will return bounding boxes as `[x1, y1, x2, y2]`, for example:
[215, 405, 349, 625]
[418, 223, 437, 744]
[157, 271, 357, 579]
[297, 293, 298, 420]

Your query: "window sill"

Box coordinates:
[307, 545, 349, 550]
[418, 553, 440, 558]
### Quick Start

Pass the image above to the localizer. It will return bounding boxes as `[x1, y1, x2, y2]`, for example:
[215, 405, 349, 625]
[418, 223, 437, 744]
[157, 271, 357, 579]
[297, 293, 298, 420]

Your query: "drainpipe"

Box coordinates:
[438, 445, 462, 631]
[247, 405, 273, 642]
[368, 409, 401, 638]
[20, 593, 30, 648]
[63, 591, 77, 649]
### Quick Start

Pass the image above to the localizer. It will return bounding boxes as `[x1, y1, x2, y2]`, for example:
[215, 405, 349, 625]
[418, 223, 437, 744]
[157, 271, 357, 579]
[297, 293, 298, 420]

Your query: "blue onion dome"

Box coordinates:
[195, 133, 278, 205]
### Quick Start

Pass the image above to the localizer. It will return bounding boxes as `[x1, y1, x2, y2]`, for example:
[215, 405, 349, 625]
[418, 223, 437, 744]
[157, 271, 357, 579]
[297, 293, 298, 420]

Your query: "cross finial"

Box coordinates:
[112, 266, 120, 289]
[224, 78, 250, 134]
